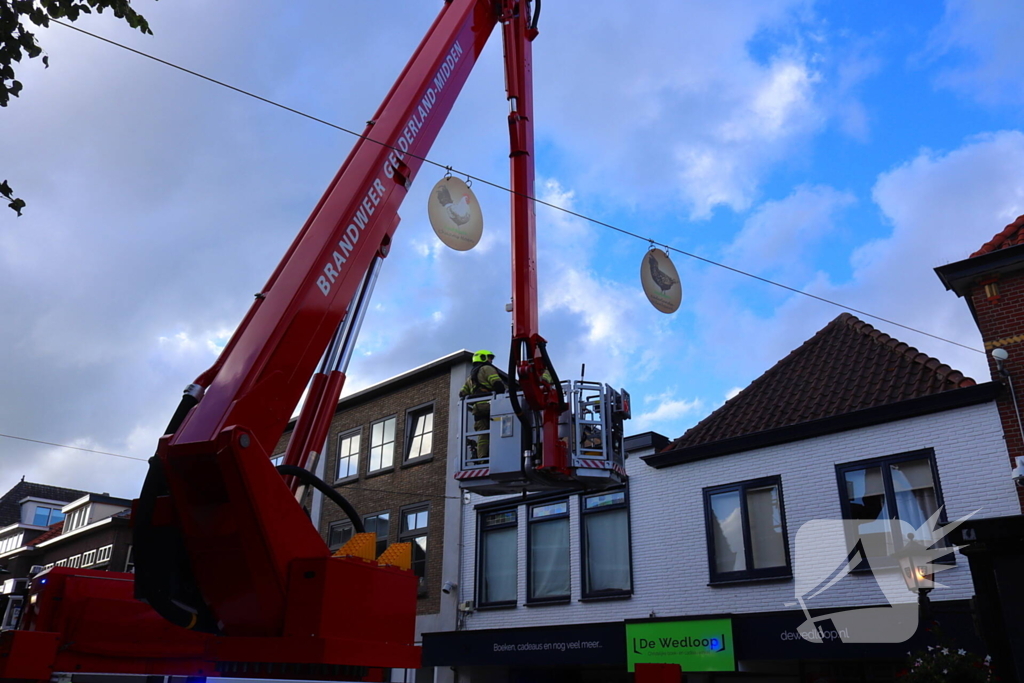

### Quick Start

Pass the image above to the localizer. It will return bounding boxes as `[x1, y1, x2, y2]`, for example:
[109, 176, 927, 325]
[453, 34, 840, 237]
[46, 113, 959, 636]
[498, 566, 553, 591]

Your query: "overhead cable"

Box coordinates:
[49, 20, 984, 355]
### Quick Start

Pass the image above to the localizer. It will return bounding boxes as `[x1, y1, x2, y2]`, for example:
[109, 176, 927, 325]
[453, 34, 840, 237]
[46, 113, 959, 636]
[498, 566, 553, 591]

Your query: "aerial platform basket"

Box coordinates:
[455, 380, 630, 496]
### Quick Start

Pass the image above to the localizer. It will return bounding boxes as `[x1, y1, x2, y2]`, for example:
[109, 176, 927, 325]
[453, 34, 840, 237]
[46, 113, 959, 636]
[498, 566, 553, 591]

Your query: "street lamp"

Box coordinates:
[895, 532, 935, 620]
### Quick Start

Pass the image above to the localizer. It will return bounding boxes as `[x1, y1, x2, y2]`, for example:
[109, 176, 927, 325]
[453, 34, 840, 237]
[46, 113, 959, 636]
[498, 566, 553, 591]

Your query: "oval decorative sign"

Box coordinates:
[428, 177, 483, 251]
[640, 248, 682, 314]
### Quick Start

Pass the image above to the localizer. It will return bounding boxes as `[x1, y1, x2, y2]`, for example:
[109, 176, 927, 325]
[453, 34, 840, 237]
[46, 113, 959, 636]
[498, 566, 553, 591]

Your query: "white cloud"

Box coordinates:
[724, 184, 856, 279]
[633, 391, 705, 432]
[726, 387, 743, 401]
[925, 0, 1024, 104]
[534, 0, 831, 218]
[694, 131, 1024, 391]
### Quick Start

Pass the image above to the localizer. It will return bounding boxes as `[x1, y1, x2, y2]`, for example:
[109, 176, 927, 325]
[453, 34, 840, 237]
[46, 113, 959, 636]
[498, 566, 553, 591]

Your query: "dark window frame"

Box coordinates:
[404, 402, 435, 463]
[526, 499, 571, 604]
[327, 519, 354, 551]
[399, 502, 431, 596]
[335, 428, 362, 482]
[703, 475, 792, 584]
[835, 448, 951, 569]
[579, 488, 633, 599]
[362, 510, 391, 557]
[476, 508, 518, 608]
[368, 416, 398, 473]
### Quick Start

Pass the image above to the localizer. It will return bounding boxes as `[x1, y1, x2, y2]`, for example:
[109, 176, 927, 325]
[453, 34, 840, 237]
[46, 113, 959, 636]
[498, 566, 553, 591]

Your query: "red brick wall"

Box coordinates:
[968, 274, 1024, 511]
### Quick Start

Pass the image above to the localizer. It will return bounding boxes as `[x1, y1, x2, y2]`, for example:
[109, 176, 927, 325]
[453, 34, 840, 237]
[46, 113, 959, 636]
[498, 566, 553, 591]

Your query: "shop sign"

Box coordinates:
[422, 621, 625, 667]
[625, 619, 735, 672]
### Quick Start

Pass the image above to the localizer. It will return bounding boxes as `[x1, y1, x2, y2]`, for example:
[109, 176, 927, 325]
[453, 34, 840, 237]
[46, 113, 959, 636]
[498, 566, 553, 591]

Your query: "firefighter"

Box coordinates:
[459, 350, 506, 461]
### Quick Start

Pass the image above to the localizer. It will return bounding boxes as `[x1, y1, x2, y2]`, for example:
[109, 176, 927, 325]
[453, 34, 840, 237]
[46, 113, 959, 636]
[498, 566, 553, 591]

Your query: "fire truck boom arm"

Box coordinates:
[145, 0, 507, 639]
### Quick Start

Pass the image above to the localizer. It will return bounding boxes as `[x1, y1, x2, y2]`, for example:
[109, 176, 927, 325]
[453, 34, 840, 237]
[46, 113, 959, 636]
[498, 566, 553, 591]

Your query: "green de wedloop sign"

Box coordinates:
[625, 619, 735, 672]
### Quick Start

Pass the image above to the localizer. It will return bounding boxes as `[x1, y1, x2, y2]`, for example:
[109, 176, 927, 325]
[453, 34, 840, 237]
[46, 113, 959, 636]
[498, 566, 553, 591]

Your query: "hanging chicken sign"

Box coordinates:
[428, 176, 483, 251]
[641, 248, 682, 314]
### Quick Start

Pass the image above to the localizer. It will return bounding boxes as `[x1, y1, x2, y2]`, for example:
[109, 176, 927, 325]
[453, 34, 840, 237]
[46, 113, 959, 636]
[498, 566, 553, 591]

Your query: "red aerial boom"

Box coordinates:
[0, 0, 565, 680]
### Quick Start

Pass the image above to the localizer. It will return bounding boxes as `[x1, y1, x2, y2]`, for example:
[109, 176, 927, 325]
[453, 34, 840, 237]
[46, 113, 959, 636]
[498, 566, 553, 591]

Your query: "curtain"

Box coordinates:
[481, 527, 517, 603]
[710, 491, 746, 572]
[529, 518, 570, 599]
[584, 508, 630, 592]
[746, 485, 786, 568]
[890, 460, 938, 540]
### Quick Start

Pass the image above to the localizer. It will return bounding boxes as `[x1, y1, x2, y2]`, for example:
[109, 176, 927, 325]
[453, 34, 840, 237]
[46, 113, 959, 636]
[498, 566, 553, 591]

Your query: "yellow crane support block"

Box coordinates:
[377, 542, 412, 571]
[331, 532, 377, 561]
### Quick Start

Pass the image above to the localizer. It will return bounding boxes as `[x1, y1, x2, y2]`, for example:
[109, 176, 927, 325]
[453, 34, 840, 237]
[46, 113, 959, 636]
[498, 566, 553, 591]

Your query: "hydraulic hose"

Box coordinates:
[276, 465, 365, 534]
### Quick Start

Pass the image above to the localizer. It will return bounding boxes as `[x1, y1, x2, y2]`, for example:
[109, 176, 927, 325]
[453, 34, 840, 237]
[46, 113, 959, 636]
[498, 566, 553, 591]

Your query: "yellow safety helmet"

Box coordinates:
[473, 349, 495, 363]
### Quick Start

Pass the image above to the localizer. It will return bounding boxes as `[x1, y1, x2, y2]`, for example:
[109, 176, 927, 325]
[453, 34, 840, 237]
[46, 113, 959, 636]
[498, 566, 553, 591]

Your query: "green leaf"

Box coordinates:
[0, 180, 13, 199]
[42, 54, 48, 68]
[8, 197, 26, 216]
[9, 79, 21, 96]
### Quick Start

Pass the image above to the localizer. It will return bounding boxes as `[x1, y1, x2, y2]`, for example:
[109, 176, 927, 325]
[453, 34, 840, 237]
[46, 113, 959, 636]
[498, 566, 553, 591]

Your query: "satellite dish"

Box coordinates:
[640, 248, 682, 314]
[428, 177, 483, 251]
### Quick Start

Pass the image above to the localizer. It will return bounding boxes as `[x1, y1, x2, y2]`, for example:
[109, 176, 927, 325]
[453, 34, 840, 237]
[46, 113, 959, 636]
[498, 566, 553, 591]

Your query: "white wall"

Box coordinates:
[459, 401, 1019, 631]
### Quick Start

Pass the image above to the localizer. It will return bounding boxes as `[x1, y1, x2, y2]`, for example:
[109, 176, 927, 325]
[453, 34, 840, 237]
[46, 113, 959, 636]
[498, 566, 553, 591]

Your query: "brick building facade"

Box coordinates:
[936, 213, 1024, 511]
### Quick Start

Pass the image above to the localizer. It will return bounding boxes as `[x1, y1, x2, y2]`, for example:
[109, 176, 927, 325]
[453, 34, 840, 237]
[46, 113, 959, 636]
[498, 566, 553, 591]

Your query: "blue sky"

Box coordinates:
[2, 0, 1023, 498]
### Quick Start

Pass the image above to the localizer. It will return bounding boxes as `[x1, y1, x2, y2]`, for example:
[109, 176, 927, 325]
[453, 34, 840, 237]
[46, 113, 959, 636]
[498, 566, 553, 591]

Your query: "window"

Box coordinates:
[369, 417, 396, 472]
[65, 507, 89, 532]
[328, 520, 354, 551]
[581, 490, 632, 598]
[528, 501, 570, 602]
[0, 532, 23, 554]
[336, 430, 360, 480]
[478, 509, 517, 606]
[82, 549, 97, 567]
[68, 554, 82, 568]
[363, 512, 390, 557]
[124, 546, 135, 573]
[704, 477, 791, 583]
[837, 449, 946, 564]
[269, 454, 284, 468]
[32, 506, 65, 527]
[96, 544, 113, 565]
[405, 406, 434, 461]
[400, 504, 430, 591]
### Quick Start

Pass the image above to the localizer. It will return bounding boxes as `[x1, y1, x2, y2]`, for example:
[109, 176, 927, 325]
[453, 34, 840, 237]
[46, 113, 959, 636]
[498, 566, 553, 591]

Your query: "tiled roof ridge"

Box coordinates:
[838, 313, 976, 388]
[971, 214, 1024, 258]
[662, 312, 976, 453]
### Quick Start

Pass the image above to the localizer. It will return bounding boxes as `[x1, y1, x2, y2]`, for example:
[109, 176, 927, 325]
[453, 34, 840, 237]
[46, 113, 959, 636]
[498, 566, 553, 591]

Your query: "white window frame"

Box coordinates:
[368, 417, 396, 472]
[336, 430, 361, 481]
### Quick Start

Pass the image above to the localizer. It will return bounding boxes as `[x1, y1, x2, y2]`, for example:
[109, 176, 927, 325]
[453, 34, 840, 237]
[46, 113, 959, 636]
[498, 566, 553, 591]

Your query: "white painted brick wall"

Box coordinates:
[458, 401, 1018, 632]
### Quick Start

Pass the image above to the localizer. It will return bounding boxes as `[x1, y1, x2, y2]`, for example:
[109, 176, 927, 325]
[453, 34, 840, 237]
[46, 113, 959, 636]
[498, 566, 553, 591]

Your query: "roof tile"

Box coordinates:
[0, 481, 91, 528]
[971, 214, 1024, 257]
[664, 313, 976, 451]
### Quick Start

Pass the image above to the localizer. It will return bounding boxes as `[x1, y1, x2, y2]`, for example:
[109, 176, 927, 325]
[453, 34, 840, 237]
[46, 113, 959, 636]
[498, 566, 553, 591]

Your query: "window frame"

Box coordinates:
[579, 488, 633, 600]
[327, 519, 354, 551]
[476, 507, 519, 608]
[362, 510, 391, 557]
[399, 502, 431, 595]
[335, 428, 362, 482]
[835, 448, 950, 568]
[367, 416, 397, 474]
[404, 403, 435, 463]
[703, 475, 792, 585]
[32, 505, 65, 527]
[526, 499, 572, 604]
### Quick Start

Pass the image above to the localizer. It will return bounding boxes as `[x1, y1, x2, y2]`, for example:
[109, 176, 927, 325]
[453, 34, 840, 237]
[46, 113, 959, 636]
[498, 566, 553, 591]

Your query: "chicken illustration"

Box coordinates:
[647, 252, 678, 292]
[435, 183, 473, 226]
